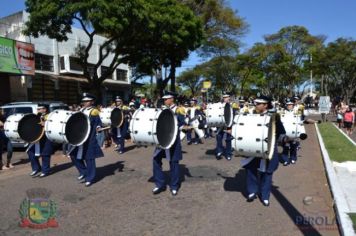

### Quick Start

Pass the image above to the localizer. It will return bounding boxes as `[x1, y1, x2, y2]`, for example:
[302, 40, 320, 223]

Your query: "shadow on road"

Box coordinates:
[205, 149, 215, 156]
[271, 186, 322, 236]
[13, 158, 30, 166]
[95, 161, 125, 183]
[50, 162, 73, 175]
[220, 169, 247, 198]
[147, 164, 192, 185]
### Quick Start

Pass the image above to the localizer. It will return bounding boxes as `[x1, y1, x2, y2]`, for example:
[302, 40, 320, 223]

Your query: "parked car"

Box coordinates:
[1, 101, 69, 147]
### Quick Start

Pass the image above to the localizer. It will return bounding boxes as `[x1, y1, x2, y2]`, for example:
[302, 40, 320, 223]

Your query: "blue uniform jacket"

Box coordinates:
[71, 108, 104, 160]
[153, 106, 185, 162]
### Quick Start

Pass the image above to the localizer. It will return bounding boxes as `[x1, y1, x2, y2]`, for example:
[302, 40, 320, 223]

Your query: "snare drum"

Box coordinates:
[232, 113, 276, 160]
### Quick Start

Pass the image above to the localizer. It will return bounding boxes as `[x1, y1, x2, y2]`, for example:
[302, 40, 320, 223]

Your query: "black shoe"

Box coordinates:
[226, 156, 232, 161]
[187, 142, 192, 145]
[247, 193, 257, 202]
[216, 152, 222, 160]
[152, 187, 166, 195]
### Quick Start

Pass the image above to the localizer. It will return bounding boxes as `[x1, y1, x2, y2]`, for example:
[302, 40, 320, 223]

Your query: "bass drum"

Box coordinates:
[280, 113, 307, 140]
[45, 110, 90, 146]
[99, 107, 123, 127]
[129, 108, 178, 149]
[4, 113, 44, 143]
[206, 103, 233, 128]
[232, 113, 276, 160]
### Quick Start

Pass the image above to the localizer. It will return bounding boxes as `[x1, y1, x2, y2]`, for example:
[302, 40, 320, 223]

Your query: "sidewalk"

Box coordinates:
[315, 121, 356, 236]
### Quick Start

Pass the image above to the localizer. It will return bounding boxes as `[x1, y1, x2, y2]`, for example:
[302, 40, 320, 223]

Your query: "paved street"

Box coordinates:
[0, 123, 338, 236]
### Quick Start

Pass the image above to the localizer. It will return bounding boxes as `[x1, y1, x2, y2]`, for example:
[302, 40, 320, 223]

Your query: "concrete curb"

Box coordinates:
[332, 123, 356, 146]
[315, 123, 355, 236]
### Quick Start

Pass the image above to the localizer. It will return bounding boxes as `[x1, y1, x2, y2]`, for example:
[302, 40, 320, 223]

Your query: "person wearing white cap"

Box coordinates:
[241, 93, 287, 207]
[152, 91, 184, 196]
[27, 104, 54, 177]
[111, 96, 130, 154]
[280, 98, 299, 166]
[69, 93, 104, 187]
[215, 92, 233, 161]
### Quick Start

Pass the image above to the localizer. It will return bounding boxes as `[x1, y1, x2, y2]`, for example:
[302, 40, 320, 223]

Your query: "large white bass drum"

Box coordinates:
[206, 102, 233, 128]
[99, 107, 123, 127]
[280, 113, 307, 140]
[129, 108, 178, 149]
[45, 110, 90, 146]
[191, 119, 205, 139]
[4, 113, 44, 143]
[232, 113, 276, 160]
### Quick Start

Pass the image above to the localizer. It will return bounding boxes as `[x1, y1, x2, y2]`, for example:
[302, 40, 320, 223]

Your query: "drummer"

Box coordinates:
[280, 98, 299, 165]
[215, 92, 233, 161]
[27, 104, 54, 177]
[186, 98, 203, 145]
[152, 91, 184, 196]
[241, 94, 286, 206]
[70, 93, 104, 187]
[112, 96, 130, 154]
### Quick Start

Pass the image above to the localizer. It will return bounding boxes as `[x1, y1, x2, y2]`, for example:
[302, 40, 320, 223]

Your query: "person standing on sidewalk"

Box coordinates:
[242, 94, 287, 207]
[343, 107, 355, 135]
[0, 108, 14, 170]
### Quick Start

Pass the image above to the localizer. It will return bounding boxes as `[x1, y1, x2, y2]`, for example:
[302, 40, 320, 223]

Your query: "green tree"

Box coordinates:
[177, 67, 203, 97]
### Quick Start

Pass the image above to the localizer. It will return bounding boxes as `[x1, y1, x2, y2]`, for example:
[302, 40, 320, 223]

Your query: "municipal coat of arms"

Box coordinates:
[19, 188, 58, 229]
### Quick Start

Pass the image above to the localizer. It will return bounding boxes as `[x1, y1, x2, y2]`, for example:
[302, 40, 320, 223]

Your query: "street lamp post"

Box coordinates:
[310, 54, 313, 97]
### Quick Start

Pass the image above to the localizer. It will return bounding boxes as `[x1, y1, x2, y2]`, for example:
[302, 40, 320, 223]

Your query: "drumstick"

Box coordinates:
[97, 126, 111, 132]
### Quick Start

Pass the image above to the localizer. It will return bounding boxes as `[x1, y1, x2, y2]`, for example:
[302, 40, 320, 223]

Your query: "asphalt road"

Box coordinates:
[0, 123, 339, 236]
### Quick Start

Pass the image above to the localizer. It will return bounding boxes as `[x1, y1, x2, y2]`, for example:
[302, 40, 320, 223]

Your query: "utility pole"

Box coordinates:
[310, 54, 313, 97]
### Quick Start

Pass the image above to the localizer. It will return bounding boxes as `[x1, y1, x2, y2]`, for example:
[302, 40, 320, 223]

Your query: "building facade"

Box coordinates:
[0, 11, 131, 106]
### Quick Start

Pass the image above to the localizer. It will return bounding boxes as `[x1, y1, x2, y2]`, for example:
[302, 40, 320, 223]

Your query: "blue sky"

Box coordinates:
[1, 0, 355, 74]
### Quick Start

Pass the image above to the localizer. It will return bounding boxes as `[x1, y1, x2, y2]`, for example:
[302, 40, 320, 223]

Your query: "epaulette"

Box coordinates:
[90, 108, 100, 116]
[122, 105, 129, 110]
[195, 105, 201, 110]
[176, 107, 186, 115]
[232, 103, 239, 109]
[43, 114, 49, 121]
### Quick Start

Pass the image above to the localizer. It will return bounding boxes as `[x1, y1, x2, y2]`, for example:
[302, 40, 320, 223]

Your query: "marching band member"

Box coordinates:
[27, 104, 54, 177]
[241, 94, 286, 207]
[112, 96, 130, 154]
[293, 96, 305, 121]
[70, 93, 104, 187]
[152, 91, 184, 196]
[215, 92, 233, 161]
[186, 98, 203, 145]
[280, 98, 299, 165]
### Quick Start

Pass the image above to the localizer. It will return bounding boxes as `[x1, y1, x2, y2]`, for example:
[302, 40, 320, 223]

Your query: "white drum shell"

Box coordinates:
[4, 114, 25, 142]
[191, 119, 204, 139]
[45, 110, 90, 146]
[206, 103, 233, 128]
[129, 108, 178, 149]
[232, 114, 275, 160]
[100, 107, 113, 127]
[280, 113, 305, 139]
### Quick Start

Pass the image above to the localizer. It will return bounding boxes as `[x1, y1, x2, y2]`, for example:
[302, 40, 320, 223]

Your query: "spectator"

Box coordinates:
[336, 107, 343, 128]
[0, 108, 14, 170]
[343, 107, 355, 136]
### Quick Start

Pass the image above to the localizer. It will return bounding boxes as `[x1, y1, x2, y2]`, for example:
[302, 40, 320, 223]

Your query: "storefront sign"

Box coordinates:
[0, 37, 35, 75]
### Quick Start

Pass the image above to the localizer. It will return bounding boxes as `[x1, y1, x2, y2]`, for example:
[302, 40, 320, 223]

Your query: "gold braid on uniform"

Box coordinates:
[90, 108, 100, 116]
